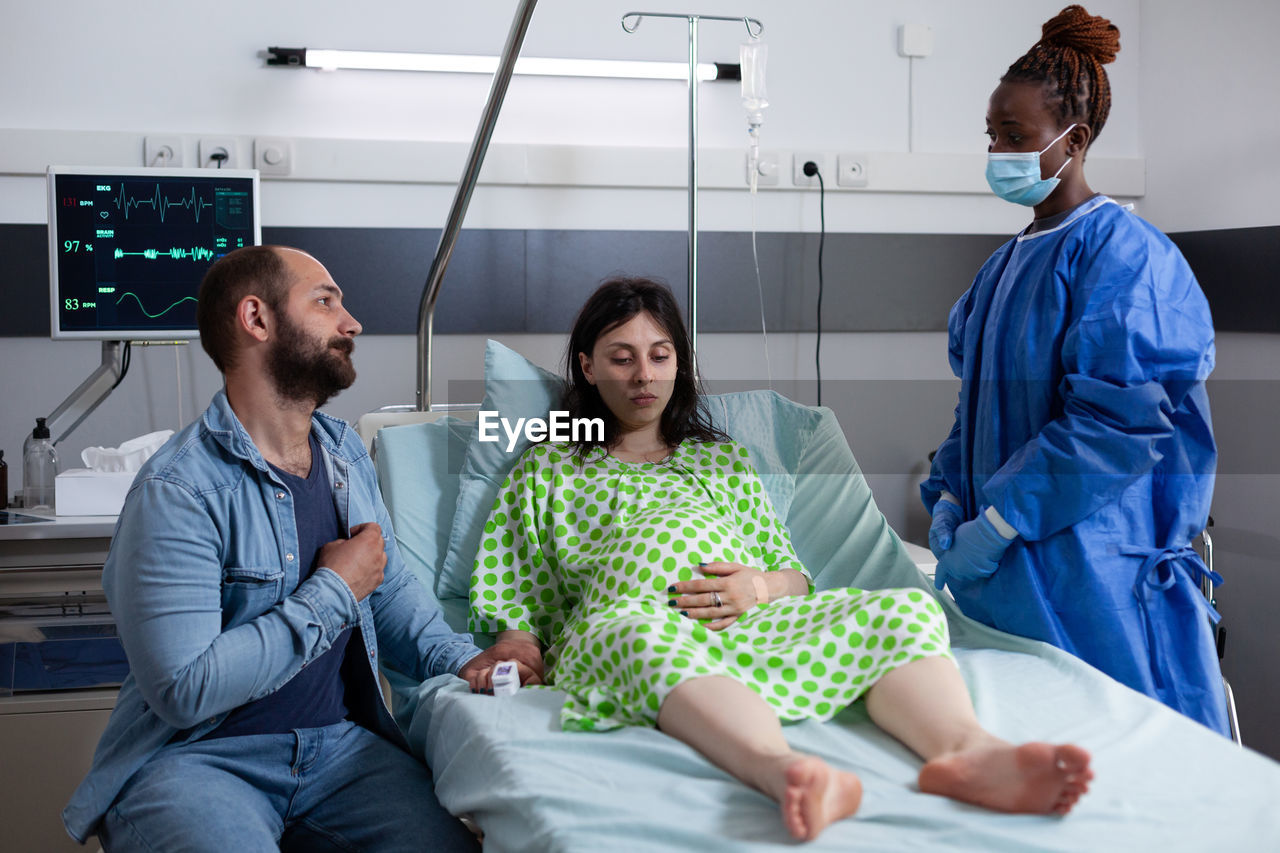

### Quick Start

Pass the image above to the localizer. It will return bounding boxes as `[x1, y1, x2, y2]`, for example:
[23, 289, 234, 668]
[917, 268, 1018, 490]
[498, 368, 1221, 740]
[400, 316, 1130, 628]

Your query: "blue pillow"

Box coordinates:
[375, 416, 477, 630]
[701, 390, 807, 521]
[436, 340, 566, 599]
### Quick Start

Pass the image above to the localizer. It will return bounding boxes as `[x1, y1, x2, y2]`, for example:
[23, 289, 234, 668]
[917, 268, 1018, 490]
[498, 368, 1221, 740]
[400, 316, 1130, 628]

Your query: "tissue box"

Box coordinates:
[55, 468, 135, 516]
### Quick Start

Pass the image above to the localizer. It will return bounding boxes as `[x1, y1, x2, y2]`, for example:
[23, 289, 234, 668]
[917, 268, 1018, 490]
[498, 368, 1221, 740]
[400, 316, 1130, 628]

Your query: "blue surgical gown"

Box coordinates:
[923, 196, 1229, 735]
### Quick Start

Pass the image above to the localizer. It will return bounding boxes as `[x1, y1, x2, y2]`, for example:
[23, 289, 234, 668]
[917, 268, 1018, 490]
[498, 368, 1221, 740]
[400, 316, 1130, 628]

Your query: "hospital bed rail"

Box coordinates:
[1198, 517, 1242, 745]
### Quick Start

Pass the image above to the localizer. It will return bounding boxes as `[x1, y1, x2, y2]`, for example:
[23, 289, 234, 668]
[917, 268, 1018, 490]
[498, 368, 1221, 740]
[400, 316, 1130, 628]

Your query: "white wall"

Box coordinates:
[1138, 0, 1280, 232]
[1, 1, 1142, 154]
[0, 0, 1142, 235]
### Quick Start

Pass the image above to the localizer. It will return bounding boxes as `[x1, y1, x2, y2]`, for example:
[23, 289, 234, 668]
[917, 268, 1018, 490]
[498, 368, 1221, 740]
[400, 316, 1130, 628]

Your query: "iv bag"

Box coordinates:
[740, 41, 768, 115]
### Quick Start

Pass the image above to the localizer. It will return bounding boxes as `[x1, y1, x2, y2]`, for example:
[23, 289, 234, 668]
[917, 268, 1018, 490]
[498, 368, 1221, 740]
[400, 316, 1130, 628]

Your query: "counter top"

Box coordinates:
[0, 513, 116, 541]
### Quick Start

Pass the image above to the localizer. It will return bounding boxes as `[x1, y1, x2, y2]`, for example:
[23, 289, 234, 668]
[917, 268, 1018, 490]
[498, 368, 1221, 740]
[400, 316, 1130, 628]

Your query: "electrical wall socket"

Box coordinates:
[836, 153, 869, 188]
[254, 137, 293, 176]
[198, 137, 240, 169]
[144, 136, 184, 167]
[792, 152, 828, 187]
[745, 151, 779, 187]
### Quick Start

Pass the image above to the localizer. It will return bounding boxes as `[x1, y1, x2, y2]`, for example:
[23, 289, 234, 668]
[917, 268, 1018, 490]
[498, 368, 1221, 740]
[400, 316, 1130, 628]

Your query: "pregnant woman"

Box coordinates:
[470, 277, 1092, 841]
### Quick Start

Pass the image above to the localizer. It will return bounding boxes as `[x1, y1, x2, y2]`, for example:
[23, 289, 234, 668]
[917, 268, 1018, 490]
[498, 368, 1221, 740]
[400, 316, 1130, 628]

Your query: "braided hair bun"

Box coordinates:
[1040, 5, 1120, 65]
[1003, 5, 1121, 147]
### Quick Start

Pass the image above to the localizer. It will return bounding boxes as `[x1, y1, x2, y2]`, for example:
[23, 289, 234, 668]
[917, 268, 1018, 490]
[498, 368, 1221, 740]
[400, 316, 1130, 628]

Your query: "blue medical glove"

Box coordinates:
[933, 512, 1014, 591]
[928, 499, 964, 559]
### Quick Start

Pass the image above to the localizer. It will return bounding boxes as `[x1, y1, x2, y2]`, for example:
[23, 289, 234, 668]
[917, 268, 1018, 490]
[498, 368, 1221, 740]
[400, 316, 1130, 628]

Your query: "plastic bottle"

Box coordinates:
[0, 449, 8, 509]
[740, 40, 769, 119]
[23, 417, 57, 515]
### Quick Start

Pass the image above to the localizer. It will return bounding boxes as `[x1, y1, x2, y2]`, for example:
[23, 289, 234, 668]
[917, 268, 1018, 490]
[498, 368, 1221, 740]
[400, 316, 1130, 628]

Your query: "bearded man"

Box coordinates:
[64, 246, 541, 851]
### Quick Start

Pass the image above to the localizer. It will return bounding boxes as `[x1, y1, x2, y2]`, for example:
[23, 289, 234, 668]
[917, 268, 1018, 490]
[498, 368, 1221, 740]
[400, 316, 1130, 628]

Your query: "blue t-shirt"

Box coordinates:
[206, 433, 352, 738]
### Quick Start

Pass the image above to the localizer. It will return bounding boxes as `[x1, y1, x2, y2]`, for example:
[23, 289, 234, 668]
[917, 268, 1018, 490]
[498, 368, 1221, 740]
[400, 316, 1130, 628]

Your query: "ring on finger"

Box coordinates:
[712, 591, 722, 608]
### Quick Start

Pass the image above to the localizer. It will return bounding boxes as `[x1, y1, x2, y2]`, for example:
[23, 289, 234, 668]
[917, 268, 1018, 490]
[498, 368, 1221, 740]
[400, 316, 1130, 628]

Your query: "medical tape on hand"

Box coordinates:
[751, 575, 769, 607]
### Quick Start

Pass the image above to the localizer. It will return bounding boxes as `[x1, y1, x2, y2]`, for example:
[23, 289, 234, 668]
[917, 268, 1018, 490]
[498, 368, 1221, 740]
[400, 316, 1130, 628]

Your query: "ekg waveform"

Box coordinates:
[113, 247, 217, 261]
[113, 184, 215, 223]
[115, 292, 199, 319]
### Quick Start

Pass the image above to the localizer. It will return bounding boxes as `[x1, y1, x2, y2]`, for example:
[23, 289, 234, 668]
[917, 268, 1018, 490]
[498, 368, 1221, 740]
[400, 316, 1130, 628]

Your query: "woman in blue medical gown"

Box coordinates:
[921, 5, 1229, 736]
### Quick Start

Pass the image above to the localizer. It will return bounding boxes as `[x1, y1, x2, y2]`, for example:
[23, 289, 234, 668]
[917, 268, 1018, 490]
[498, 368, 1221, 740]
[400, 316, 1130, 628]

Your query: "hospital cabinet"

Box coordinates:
[0, 517, 117, 852]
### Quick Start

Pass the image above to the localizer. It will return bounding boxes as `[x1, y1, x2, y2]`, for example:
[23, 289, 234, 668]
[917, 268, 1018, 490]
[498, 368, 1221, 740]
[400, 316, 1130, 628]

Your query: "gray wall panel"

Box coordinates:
[1170, 226, 1280, 333]
[265, 226, 527, 335]
[4, 223, 1276, 337]
[820, 234, 1008, 332]
[0, 224, 55, 337]
[695, 232, 803, 332]
[524, 230, 686, 332]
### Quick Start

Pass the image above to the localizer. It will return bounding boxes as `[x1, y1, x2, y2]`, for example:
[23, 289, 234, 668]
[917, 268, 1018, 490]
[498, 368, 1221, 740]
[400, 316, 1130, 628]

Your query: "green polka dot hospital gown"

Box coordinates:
[470, 440, 952, 731]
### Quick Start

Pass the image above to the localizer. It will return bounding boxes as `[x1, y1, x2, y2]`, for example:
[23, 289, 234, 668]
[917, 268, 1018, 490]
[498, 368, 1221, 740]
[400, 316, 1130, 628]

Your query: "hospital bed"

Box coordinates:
[368, 340, 1280, 852]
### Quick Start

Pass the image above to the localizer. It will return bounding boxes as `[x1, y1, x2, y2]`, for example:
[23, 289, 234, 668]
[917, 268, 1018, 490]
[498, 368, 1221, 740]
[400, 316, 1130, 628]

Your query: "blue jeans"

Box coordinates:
[99, 721, 479, 852]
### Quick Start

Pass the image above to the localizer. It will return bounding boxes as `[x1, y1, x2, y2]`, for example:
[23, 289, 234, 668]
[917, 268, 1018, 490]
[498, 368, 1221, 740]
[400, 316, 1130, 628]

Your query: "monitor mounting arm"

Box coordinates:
[45, 341, 124, 446]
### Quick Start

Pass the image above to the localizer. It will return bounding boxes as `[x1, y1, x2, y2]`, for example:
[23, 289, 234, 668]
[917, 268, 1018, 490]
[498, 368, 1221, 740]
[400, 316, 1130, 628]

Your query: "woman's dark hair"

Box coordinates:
[1001, 5, 1121, 149]
[561, 276, 728, 457]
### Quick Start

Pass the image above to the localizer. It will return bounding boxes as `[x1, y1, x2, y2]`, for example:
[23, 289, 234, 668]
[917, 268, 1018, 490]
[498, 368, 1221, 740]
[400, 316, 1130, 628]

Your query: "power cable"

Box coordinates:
[802, 160, 826, 407]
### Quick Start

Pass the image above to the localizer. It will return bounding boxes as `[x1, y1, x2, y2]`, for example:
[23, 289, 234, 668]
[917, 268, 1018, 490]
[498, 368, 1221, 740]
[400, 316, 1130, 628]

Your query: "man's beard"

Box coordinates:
[265, 310, 356, 409]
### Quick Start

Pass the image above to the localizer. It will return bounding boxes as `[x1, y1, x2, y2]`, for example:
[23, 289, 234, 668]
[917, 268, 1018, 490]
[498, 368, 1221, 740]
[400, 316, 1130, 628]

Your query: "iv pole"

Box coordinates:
[416, 0, 539, 410]
[622, 12, 763, 360]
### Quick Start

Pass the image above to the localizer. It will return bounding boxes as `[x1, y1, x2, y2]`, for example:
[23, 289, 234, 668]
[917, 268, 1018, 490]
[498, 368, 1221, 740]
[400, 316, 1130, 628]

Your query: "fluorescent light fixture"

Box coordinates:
[265, 47, 736, 81]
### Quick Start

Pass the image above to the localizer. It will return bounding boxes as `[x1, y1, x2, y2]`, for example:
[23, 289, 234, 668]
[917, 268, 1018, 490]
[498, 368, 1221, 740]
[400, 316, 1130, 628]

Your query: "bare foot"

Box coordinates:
[780, 756, 863, 841]
[918, 742, 1092, 815]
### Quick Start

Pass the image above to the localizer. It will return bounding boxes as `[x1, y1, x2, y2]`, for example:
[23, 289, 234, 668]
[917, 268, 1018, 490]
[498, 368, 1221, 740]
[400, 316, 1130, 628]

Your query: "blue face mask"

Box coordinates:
[985, 123, 1076, 207]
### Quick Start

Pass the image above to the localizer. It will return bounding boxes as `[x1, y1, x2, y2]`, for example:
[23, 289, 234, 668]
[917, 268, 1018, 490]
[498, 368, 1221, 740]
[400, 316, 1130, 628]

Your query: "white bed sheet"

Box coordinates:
[393, 641, 1280, 852]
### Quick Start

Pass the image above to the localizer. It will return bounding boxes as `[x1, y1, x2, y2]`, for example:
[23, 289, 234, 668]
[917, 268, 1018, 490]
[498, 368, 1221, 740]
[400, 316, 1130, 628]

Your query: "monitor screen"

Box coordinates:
[47, 166, 261, 340]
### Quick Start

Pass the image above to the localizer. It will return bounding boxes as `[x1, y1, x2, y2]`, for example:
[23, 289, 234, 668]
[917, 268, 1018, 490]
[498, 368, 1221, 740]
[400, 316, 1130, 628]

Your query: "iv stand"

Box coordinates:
[622, 12, 763, 360]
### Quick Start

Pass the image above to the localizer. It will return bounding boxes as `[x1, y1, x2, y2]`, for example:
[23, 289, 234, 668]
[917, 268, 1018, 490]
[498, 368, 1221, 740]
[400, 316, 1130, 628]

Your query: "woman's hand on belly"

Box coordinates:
[668, 562, 770, 631]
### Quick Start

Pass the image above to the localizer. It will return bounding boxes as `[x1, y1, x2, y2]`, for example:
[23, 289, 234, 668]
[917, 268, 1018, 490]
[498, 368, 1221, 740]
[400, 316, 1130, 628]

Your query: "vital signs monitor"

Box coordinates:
[47, 166, 261, 340]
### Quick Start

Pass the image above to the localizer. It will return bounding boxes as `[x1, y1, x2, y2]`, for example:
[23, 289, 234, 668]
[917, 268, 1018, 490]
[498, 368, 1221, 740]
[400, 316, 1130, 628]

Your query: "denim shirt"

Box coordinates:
[63, 391, 481, 842]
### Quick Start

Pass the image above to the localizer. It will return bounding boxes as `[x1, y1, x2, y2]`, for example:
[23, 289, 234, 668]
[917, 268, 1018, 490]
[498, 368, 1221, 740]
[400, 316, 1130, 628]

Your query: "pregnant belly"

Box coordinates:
[591, 503, 761, 599]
